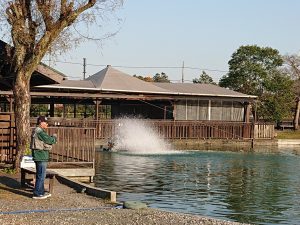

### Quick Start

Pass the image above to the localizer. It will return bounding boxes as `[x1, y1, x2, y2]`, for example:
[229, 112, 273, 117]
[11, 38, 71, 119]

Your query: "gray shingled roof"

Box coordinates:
[152, 83, 255, 98]
[45, 79, 96, 89]
[36, 65, 256, 99]
[85, 65, 171, 94]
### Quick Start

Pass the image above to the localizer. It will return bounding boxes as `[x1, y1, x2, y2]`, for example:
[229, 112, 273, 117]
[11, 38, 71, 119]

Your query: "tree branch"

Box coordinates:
[5, 1, 28, 69]
[33, 0, 96, 63]
[5, 0, 35, 48]
[60, 0, 67, 17]
[36, 0, 54, 30]
[75, 0, 97, 15]
[24, 0, 37, 48]
[62, 0, 96, 26]
[6, 0, 98, 76]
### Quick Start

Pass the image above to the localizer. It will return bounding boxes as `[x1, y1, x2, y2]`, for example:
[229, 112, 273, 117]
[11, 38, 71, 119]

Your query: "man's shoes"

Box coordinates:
[43, 192, 51, 198]
[32, 192, 51, 199]
[32, 195, 47, 199]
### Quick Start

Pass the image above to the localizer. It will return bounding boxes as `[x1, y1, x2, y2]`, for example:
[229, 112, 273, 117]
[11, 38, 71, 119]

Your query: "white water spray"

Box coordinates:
[113, 118, 172, 154]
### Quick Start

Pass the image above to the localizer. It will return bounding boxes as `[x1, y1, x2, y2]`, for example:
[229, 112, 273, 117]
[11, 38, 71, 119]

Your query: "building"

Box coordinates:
[26, 65, 256, 123]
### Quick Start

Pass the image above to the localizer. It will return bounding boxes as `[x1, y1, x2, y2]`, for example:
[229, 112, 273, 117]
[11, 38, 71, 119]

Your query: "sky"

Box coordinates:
[47, 0, 300, 83]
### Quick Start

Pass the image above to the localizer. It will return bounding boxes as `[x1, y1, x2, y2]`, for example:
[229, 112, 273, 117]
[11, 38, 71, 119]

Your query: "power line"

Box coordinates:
[185, 67, 228, 73]
[43, 60, 229, 73]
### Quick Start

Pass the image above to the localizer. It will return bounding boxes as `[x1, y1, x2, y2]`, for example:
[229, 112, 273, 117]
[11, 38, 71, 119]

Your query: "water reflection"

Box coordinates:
[94, 151, 300, 225]
[223, 155, 292, 224]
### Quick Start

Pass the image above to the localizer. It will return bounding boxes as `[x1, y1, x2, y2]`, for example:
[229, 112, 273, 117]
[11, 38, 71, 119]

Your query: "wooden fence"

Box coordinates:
[254, 123, 275, 139]
[0, 113, 16, 163]
[35, 118, 275, 140]
[152, 121, 252, 139]
[0, 117, 275, 164]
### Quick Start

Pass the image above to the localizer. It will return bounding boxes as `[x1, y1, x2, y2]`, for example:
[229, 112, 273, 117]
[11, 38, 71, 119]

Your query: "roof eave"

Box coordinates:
[33, 86, 257, 99]
[34, 85, 99, 91]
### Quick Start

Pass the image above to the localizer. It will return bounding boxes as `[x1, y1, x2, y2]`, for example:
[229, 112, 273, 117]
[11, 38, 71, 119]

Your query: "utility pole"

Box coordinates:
[83, 58, 86, 79]
[181, 61, 184, 83]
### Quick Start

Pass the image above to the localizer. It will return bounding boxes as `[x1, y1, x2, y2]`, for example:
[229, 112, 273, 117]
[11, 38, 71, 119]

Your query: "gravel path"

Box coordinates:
[0, 170, 251, 225]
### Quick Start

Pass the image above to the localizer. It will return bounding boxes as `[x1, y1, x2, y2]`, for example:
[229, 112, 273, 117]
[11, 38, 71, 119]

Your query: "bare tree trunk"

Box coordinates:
[4, 0, 109, 170]
[294, 97, 300, 130]
[13, 71, 31, 170]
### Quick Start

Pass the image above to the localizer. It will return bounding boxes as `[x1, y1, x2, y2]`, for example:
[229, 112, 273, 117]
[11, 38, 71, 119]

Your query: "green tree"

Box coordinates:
[153, 72, 170, 83]
[219, 45, 294, 122]
[0, 0, 122, 169]
[257, 70, 294, 122]
[219, 45, 283, 96]
[193, 71, 216, 84]
[283, 54, 300, 129]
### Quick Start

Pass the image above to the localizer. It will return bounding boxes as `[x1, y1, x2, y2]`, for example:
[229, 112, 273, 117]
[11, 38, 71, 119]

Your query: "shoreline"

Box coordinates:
[96, 138, 300, 153]
[0, 169, 250, 225]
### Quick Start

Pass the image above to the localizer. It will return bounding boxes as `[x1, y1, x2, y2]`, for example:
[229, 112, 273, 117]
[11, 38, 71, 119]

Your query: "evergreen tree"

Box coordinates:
[193, 71, 216, 84]
[153, 72, 170, 83]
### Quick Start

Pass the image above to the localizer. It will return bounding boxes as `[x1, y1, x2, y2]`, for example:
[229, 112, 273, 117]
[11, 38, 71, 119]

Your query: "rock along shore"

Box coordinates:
[0, 170, 251, 225]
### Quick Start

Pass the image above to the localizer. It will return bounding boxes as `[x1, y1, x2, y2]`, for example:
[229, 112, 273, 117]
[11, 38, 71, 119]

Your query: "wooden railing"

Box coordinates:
[254, 123, 275, 139]
[0, 113, 16, 163]
[45, 127, 95, 167]
[151, 121, 252, 139]
[0, 117, 275, 164]
[0, 123, 95, 165]
[35, 118, 275, 140]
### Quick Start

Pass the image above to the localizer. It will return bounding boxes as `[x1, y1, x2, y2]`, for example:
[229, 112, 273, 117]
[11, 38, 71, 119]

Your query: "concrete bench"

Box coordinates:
[21, 167, 57, 194]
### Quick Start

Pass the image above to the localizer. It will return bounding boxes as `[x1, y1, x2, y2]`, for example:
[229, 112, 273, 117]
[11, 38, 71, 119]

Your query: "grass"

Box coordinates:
[0, 163, 16, 174]
[2, 167, 16, 174]
[276, 129, 300, 139]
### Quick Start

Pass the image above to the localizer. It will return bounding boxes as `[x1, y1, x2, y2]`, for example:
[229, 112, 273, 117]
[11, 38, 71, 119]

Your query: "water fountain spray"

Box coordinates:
[113, 118, 172, 154]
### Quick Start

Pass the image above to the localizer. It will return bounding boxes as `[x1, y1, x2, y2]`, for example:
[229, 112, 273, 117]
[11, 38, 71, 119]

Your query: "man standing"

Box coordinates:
[30, 116, 57, 199]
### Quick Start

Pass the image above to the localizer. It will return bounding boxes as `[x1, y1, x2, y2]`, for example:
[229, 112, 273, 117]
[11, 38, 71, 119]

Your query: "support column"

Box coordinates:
[63, 104, 66, 118]
[243, 102, 251, 138]
[250, 101, 257, 146]
[73, 103, 77, 118]
[173, 103, 176, 120]
[84, 104, 87, 118]
[95, 99, 101, 139]
[95, 99, 99, 121]
[9, 95, 13, 112]
[185, 99, 188, 120]
[49, 100, 55, 117]
[208, 100, 211, 121]
[244, 102, 251, 123]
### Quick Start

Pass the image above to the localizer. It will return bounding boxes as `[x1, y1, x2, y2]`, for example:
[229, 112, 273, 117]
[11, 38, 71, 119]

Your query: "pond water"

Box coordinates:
[94, 150, 300, 225]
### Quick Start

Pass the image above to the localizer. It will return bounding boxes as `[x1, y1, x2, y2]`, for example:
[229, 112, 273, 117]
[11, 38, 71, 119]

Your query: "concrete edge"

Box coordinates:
[56, 174, 117, 203]
[278, 139, 300, 145]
